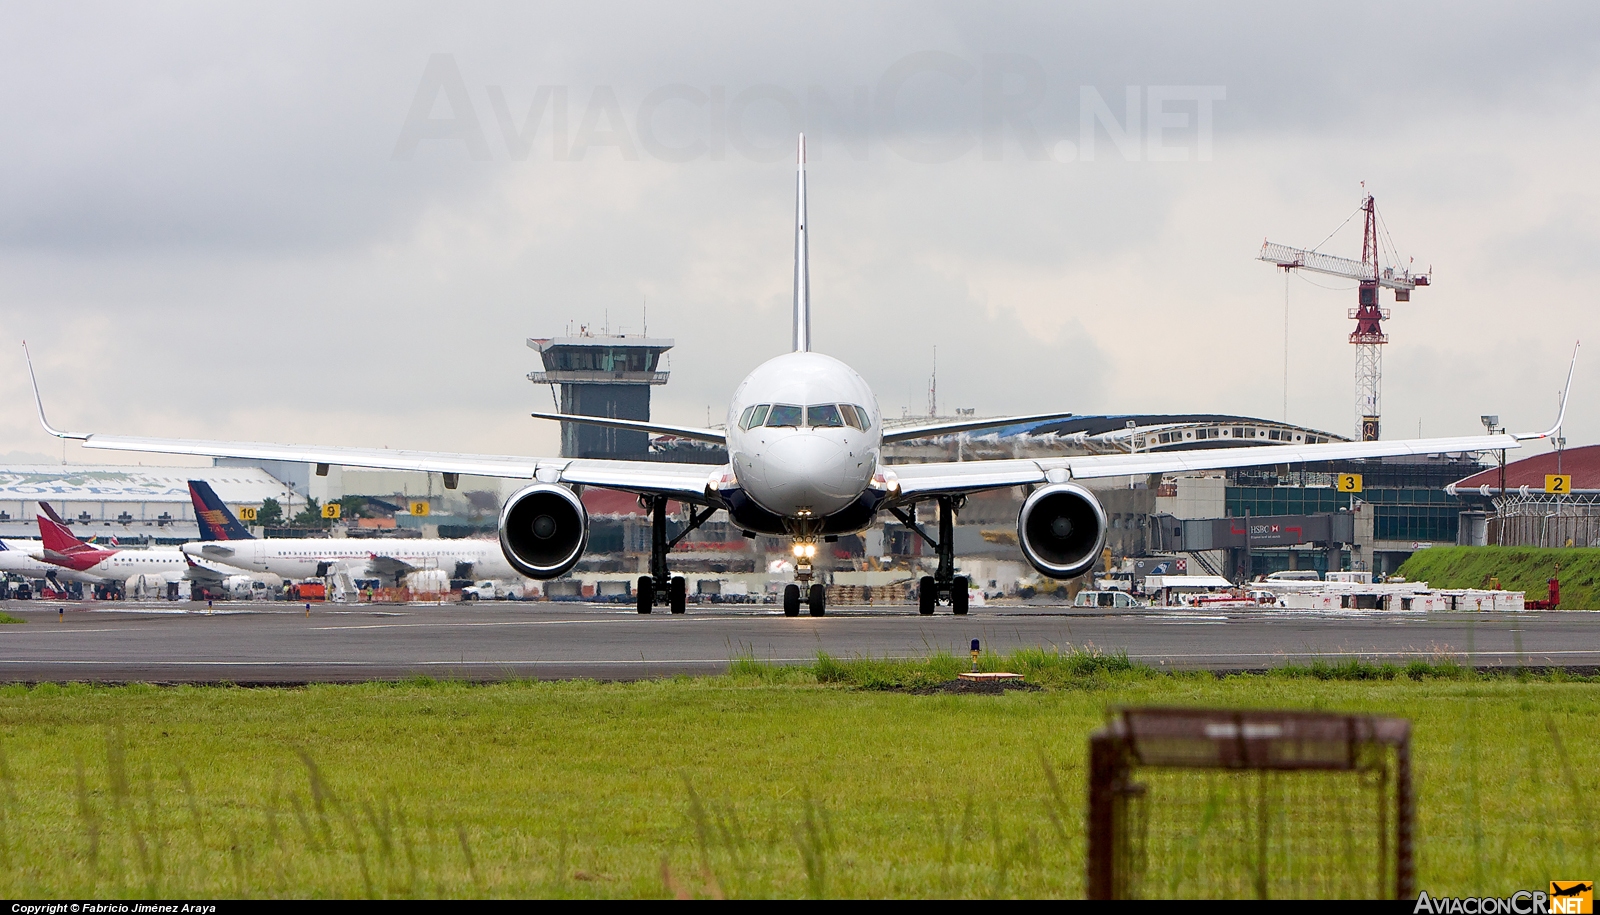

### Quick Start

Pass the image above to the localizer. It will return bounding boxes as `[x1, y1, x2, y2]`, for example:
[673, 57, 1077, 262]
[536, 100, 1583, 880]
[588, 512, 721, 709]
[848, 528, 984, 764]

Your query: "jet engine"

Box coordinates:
[498, 484, 588, 579]
[1017, 482, 1108, 579]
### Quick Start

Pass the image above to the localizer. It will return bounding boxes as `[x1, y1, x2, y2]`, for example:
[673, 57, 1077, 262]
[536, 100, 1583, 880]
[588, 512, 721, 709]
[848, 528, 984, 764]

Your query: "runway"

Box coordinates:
[2, 599, 1596, 683]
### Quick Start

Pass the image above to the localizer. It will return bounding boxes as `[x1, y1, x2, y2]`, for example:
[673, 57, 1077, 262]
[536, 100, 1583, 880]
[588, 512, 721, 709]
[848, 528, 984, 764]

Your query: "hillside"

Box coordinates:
[1396, 546, 1598, 609]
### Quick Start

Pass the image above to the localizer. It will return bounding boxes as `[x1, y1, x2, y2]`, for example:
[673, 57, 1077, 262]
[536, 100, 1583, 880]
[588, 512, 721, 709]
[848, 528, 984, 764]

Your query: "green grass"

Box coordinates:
[1397, 545, 1600, 608]
[0, 657, 1595, 898]
[0, 612, 22, 624]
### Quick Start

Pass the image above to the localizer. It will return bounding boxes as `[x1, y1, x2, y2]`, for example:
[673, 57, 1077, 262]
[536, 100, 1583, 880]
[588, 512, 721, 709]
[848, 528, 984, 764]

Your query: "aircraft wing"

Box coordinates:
[365, 555, 417, 580]
[182, 555, 235, 582]
[881, 411, 1076, 444]
[885, 433, 1520, 499]
[66, 435, 723, 502]
[529, 412, 726, 445]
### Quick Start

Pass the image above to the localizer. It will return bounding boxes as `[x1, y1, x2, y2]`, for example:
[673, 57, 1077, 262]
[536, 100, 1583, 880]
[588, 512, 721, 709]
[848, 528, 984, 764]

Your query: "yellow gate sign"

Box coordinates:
[238, 506, 258, 522]
[1336, 473, 1363, 493]
[410, 501, 431, 517]
[1546, 474, 1573, 494]
[321, 503, 341, 520]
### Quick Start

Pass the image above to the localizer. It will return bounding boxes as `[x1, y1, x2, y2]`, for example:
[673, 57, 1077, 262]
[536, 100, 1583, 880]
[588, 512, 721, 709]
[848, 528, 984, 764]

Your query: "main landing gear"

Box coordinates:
[636, 495, 715, 615]
[889, 496, 969, 616]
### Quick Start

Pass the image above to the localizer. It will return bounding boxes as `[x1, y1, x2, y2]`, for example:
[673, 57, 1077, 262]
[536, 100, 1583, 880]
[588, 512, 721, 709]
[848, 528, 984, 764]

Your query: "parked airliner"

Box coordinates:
[184, 480, 517, 589]
[25, 136, 1566, 616]
[31, 502, 232, 595]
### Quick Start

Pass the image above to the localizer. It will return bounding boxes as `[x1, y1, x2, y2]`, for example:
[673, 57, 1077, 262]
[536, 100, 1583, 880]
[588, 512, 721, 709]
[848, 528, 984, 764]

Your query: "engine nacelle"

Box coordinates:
[498, 484, 588, 579]
[1017, 482, 1108, 579]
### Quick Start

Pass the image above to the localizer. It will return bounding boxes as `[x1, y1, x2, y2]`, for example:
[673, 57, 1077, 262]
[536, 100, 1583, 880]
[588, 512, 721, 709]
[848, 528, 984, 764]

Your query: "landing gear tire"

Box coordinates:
[918, 576, 936, 615]
[951, 576, 969, 616]
[808, 583, 826, 617]
[783, 584, 801, 617]
[636, 576, 653, 614]
[670, 576, 687, 614]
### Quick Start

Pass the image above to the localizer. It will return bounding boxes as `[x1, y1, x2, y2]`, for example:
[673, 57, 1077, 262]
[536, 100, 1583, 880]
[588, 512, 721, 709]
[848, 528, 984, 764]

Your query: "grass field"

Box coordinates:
[1398, 546, 1598, 608]
[0, 654, 1594, 899]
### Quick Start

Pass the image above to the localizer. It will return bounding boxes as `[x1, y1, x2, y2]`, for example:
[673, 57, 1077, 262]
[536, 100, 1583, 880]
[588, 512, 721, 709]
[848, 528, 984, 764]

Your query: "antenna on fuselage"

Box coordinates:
[792, 134, 811, 353]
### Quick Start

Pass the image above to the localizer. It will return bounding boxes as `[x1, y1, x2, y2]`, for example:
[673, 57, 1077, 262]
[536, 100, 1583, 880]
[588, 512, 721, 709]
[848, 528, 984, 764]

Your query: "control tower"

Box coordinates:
[527, 333, 673, 459]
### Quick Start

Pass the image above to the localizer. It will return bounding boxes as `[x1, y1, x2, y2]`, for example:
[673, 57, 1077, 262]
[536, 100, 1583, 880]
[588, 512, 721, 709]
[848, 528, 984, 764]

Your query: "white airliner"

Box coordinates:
[30, 501, 233, 596]
[25, 136, 1568, 617]
[184, 480, 518, 588]
[0, 538, 101, 590]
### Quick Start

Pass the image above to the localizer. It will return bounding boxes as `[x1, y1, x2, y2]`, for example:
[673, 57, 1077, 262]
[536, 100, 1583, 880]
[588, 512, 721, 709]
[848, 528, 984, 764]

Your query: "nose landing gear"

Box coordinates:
[891, 496, 970, 616]
[788, 535, 826, 616]
[638, 495, 714, 615]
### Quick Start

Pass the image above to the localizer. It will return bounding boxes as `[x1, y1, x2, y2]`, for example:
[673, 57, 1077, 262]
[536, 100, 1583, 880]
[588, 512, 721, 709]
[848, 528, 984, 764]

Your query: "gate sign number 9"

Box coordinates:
[321, 503, 341, 519]
[1546, 474, 1572, 494]
[1337, 473, 1363, 493]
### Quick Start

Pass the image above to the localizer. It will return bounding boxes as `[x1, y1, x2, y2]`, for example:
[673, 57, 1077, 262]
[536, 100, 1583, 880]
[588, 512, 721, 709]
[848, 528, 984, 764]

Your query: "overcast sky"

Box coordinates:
[2, 1, 1596, 465]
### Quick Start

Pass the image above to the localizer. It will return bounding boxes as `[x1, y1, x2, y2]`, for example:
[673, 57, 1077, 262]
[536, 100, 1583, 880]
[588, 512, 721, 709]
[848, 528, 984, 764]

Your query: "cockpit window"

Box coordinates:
[765, 404, 802, 427]
[742, 404, 769, 429]
[806, 404, 844, 428]
[841, 404, 869, 430]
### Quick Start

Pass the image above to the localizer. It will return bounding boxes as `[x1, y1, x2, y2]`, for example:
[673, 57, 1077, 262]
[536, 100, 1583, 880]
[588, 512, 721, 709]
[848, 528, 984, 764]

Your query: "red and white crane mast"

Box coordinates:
[1259, 194, 1430, 441]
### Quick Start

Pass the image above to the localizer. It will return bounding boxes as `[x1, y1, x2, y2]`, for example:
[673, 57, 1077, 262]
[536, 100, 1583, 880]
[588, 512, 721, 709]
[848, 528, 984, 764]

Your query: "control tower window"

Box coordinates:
[765, 404, 802, 427]
[807, 404, 844, 428]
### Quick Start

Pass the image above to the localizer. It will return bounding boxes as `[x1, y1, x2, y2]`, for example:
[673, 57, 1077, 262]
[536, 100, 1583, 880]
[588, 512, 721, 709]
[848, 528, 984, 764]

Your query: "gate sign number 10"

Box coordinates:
[1336, 473, 1363, 493]
[1546, 474, 1572, 494]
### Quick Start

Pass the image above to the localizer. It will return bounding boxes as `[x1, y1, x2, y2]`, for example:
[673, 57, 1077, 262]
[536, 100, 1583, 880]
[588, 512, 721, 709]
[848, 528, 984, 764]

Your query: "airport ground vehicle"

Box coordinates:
[1074, 590, 1145, 609]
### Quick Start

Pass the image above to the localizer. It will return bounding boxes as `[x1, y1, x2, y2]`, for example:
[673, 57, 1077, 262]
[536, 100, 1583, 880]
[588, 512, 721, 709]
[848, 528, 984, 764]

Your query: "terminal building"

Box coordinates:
[0, 465, 296, 543]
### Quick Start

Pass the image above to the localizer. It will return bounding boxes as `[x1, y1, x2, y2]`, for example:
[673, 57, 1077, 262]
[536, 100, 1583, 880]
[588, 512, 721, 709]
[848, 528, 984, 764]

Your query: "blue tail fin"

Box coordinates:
[188, 481, 256, 541]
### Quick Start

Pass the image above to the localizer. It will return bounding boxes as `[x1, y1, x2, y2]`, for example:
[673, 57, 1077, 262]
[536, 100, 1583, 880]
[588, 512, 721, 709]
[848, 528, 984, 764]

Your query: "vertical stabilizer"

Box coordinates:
[189, 480, 257, 541]
[792, 134, 811, 352]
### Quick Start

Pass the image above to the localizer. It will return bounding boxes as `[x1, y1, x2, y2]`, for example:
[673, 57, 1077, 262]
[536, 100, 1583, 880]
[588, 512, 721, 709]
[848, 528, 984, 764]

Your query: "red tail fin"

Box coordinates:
[36, 502, 100, 556]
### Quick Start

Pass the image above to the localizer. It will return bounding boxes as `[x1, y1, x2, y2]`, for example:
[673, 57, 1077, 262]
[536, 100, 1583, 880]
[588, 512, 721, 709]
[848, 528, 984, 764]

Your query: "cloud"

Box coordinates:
[0, 1, 1595, 462]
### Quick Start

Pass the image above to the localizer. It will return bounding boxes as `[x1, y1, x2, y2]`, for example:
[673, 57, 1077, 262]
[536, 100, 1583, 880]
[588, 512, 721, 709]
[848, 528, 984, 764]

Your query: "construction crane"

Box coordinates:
[1259, 195, 1430, 441]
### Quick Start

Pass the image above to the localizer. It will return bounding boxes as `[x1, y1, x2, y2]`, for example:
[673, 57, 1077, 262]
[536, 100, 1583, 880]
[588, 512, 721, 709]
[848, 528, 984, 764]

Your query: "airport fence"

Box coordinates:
[1087, 707, 1412, 900]
[1490, 496, 1600, 548]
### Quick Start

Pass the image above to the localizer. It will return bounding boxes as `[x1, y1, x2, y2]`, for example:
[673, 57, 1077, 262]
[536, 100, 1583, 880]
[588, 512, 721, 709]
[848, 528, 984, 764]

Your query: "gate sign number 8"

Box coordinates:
[1546, 474, 1572, 494]
[1337, 473, 1363, 493]
[411, 501, 431, 517]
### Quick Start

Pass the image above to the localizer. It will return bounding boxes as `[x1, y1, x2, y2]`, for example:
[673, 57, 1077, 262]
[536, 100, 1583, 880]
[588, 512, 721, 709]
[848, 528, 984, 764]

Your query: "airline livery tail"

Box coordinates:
[188, 481, 256, 541]
[35, 502, 111, 569]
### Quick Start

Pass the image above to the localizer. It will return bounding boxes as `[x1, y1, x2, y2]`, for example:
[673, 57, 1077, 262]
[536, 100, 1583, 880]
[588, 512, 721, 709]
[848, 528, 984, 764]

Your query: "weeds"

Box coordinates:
[0, 675, 1593, 897]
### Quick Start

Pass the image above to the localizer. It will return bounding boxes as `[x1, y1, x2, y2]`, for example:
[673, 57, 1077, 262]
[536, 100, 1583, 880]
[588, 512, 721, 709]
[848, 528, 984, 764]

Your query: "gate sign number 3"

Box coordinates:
[1337, 473, 1363, 493]
[1546, 474, 1572, 494]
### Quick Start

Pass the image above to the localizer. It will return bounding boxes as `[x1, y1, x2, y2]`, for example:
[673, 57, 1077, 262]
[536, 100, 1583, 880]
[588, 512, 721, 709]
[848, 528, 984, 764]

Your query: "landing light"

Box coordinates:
[792, 543, 816, 558]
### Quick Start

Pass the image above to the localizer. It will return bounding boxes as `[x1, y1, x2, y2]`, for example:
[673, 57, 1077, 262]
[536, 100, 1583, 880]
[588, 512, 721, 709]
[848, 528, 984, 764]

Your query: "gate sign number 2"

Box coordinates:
[1337, 473, 1363, 493]
[1546, 474, 1572, 494]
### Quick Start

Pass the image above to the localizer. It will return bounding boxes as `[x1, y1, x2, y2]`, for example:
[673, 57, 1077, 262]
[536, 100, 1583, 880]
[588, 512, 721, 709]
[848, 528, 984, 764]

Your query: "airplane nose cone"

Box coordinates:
[757, 433, 857, 515]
